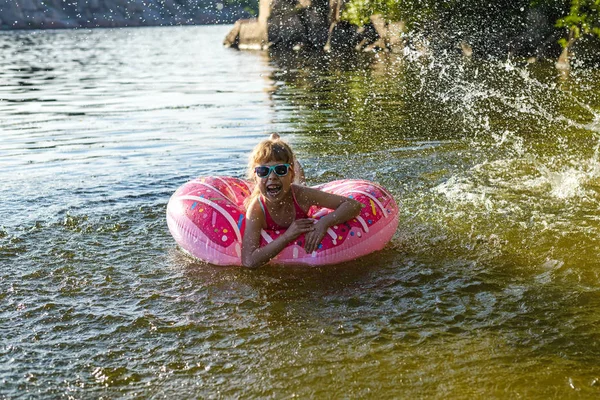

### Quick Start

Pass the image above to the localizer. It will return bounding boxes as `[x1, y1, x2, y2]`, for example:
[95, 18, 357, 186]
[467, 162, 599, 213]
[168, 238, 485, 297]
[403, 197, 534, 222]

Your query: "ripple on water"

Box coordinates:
[3, 25, 600, 398]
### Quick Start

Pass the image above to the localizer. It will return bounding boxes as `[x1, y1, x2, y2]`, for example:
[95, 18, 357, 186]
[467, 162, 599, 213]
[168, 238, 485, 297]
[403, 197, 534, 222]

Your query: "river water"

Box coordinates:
[2, 24, 600, 398]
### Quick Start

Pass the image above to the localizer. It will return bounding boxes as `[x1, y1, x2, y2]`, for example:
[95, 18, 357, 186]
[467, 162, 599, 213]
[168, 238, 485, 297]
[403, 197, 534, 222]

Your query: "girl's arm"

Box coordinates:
[241, 199, 315, 268]
[295, 185, 363, 254]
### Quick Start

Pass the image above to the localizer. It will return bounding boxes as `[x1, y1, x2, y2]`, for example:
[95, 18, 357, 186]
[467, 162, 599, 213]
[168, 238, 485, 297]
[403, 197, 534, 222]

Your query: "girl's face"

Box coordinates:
[254, 160, 294, 203]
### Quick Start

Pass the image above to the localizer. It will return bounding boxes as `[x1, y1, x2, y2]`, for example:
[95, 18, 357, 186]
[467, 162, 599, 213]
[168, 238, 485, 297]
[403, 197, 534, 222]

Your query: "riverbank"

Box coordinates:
[224, 0, 600, 70]
[0, 0, 252, 30]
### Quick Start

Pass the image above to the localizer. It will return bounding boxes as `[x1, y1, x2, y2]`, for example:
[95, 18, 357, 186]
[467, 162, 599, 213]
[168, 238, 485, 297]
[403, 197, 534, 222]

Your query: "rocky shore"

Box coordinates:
[3, 0, 598, 68]
[0, 0, 251, 30]
[224, 0, 600, 69]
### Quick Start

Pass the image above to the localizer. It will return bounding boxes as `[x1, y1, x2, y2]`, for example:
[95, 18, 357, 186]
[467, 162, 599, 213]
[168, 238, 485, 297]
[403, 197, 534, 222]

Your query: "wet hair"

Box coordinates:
[244, 137, 295, 208]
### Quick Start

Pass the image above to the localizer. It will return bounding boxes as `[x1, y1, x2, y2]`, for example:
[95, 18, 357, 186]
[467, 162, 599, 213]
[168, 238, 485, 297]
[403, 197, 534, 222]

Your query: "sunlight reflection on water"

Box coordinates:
[2, 24, 600, 398]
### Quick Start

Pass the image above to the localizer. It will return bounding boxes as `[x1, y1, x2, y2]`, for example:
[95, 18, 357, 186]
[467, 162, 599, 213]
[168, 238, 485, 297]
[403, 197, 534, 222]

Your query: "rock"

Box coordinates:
[327, 20, 363, 51]
[225, 0, 368, 53]
[224, 18, 268, 50]
[224, 0, 270, 49]
[360, 15, 407, 52]
[224, 20, 243, 47]
[240, 19, 268, 49]
[361, 15, 386, 52]
[269, 10, 306, 48]
[386, 21, 405, 51]
[300, 6, 328, 48]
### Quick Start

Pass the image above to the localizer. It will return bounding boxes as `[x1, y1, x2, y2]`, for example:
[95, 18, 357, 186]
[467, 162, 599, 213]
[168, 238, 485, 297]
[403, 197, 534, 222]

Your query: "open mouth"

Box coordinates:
[266, 184, 282, 197]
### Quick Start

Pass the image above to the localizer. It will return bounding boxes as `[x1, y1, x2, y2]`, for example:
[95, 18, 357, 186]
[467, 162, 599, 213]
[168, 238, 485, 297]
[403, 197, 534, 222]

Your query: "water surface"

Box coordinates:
[2, 25, 600, 398]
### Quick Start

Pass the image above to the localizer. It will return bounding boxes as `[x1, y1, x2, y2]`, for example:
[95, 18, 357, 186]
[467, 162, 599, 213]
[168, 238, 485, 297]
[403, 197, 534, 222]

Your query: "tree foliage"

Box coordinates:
[555, 0, 600, 46]
[341, 0, 600, 49]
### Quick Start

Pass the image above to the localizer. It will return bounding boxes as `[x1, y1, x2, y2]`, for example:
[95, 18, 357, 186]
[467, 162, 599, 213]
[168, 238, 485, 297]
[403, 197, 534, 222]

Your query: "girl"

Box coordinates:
[242, 137, 362, 268]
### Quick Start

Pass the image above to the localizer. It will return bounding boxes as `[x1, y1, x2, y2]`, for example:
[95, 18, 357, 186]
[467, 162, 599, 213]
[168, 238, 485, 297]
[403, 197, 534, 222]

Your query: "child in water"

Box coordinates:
[242, 136, 362, 268]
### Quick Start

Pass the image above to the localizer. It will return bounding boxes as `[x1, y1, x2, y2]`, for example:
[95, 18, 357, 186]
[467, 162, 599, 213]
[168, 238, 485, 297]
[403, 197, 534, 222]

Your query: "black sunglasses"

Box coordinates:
[254, 163, 291, 178]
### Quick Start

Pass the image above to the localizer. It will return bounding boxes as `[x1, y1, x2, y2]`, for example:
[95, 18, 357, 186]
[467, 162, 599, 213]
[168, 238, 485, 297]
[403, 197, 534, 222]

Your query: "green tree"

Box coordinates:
[556, 0, 600, 47]
[342, 0, 600, 64]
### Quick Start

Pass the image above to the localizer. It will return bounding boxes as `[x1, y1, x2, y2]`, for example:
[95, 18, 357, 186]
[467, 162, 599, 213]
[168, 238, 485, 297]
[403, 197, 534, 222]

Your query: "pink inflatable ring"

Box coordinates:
[167, 176, 399, 266]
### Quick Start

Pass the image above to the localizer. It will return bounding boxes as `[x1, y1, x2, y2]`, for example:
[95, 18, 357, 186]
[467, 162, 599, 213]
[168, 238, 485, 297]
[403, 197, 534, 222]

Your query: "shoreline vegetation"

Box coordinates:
[1, 1, 599, 69]
[223, 0, 600, 70]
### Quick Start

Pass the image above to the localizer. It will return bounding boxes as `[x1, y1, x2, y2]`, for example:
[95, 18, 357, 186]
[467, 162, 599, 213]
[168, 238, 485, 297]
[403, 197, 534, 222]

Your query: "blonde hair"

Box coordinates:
[244, 137, 295, 208]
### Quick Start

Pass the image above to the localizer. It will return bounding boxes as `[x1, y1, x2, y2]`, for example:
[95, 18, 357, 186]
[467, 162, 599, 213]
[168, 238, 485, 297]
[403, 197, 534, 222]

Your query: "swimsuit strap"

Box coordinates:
[291, 186, 309, 219]
[258, 196, 279, 230]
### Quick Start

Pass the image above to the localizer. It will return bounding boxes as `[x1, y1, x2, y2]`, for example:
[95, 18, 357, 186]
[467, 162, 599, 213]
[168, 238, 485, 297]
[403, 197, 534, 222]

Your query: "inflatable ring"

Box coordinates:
[167, 176, 399, 266]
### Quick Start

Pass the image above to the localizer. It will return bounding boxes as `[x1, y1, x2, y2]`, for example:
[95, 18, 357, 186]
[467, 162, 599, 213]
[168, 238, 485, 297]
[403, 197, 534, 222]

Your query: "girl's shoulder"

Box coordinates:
[291, 183, 313, 200]
[292, 183, 326, 196]
[245, 196, 266, 223]
[292, 184, 327, 205]
[293, 183, 353, 210]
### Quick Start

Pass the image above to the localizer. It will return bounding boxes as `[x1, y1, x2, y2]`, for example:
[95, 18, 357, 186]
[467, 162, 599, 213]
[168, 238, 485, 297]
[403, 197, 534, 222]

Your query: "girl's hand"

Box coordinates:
[304, 221, 327, 254]
[283, 218, 315, 241]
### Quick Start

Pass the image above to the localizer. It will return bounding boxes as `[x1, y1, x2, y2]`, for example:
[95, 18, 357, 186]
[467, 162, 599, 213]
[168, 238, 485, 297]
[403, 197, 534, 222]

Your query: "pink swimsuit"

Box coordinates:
[258, 188, 308, 230]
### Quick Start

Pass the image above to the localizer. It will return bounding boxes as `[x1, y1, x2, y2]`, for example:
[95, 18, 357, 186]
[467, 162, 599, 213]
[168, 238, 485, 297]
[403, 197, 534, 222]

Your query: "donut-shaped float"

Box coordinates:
[166, 176, 399, 266]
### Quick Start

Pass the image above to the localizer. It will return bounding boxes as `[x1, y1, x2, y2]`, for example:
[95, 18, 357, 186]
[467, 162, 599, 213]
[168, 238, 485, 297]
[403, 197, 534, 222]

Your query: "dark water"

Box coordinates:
[2, 25, 600, 398]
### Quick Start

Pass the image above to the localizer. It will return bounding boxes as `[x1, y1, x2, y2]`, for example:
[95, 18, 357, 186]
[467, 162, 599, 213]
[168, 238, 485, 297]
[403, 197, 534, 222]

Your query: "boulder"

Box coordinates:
[300, 6, 328, 48]
[360, 15, 385, 51]
[240, 19, 268, 49]
[224, 18, 269, 50]
[360, 15, 406, 52]
[269, 10, 306, 48]
[386, 21, 406, 51]
[225, 0, 378, 53]
[327, 20, 363, 51]
[224, 20, 243, 47]
[224, 0, 270, 49]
